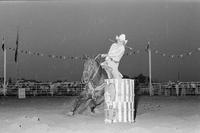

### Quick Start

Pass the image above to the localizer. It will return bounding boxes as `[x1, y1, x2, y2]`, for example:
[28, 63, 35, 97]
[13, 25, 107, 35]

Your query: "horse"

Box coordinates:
[69, 56, 108, 115]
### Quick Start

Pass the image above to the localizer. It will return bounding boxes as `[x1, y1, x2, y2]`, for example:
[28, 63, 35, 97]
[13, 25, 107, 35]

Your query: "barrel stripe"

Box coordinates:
[131, 80, 133, 101]
[121, 79, 124, 102]
[128, 102, 131, 122]
[131, 81, 133, 102]
[126, 79, 128, 102]
[127, 79, 130, 102]
[131, 80, 134, 102]
[131, 102, 133, 122]
[118, 102, 122, 122]
[132, 102, 134, 122]
[133, 102, 134, 122]
[124, 80, 127, 102]
[122, 102, 124, 122]
[115, 79, 119, 102]
[123, 79, 125, 102]
[126, 102, 129, 122]
[129, 102, 132, 122]
[129, 80, 132, 102]
[121, 102, 123, 122]
[113, 101, 117, 123]
[126, 80, 129, 102]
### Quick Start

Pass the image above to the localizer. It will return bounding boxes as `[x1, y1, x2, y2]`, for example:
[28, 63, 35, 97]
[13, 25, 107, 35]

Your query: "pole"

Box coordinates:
[148, 41, 153, 96]
[3, 48, 7, 96]
[16, 27, 20, 83]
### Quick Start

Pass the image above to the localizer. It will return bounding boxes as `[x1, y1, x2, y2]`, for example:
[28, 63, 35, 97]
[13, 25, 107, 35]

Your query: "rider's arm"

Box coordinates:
[107, 44, 125, 61]
[101, 43, 117, 58]
[101, 54, 108, 58]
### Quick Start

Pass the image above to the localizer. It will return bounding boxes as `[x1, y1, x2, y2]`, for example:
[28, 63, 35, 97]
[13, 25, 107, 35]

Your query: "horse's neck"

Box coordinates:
[92, 66, 107, 87]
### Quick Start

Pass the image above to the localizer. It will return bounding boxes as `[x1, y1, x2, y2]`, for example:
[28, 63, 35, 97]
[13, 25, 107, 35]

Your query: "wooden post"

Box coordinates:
[3, 48, 7, 96]
[148, 41, 153, 96]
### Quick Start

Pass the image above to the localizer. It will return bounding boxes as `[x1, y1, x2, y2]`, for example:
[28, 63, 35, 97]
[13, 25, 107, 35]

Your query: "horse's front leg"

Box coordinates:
[69, 89, 89, 115]
[90, 84, 106, 113]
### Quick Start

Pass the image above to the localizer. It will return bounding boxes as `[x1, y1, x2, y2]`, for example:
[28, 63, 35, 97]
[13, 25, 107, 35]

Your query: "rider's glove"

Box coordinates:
[101, 54, 107, 58]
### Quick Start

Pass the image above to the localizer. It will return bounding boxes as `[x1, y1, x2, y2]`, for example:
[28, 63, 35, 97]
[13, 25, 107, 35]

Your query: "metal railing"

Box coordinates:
[137, 82, 200, 96]
[0, 82, 85, 97]
[1, 81, 200, 97]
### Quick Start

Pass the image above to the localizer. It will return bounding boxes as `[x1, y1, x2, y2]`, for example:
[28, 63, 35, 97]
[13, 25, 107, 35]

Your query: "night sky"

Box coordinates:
[0, 0, 200, 82]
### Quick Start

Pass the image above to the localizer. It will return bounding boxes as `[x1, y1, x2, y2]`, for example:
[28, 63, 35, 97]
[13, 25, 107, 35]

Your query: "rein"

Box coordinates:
[84, 59, 101, 99]
[84, 54, 106, 88]
[84, 54, 102, 85]
[86, 61, 101, 86]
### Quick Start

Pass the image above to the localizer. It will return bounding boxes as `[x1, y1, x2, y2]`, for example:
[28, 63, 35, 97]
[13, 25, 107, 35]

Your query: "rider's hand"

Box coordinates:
[101, 54, 107, 58]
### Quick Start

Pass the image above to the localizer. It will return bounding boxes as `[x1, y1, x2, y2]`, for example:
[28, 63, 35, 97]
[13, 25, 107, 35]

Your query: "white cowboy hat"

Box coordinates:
[116, 34, 128, 44]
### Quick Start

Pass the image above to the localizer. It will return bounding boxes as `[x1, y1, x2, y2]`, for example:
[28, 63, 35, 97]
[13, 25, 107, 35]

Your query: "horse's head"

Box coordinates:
[81, 57, 99, 84]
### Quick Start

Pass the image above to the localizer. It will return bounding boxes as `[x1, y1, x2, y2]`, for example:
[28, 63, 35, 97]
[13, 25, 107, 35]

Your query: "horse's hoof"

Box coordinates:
[66, 112, 74, 116]
[90, 112, 96, 116]
[93, 109, 101, 114]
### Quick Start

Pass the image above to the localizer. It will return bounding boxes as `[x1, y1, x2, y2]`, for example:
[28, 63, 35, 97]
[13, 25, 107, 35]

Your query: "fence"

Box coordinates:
[0, 82, 85, 97]
[137, 82, 200, 96]
[1, 81, 200, 97]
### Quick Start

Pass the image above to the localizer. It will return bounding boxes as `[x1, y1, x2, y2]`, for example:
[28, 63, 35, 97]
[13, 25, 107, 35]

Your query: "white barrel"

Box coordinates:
[104, 79, 135, 123]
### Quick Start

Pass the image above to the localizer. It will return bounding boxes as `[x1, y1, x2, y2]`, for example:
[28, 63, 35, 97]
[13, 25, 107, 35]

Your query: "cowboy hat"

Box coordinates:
[116, 34, 128, 44]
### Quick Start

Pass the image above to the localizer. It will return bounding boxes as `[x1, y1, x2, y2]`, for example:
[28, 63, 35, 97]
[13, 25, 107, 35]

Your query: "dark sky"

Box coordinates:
[0, 0, 200, 82]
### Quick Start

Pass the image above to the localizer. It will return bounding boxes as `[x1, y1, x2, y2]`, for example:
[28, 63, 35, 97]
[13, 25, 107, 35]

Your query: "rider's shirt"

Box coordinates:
[106, 43, 125, 63]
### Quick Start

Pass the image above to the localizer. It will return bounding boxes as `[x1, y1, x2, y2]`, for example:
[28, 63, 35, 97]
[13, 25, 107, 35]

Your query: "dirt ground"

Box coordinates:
[0, 96, 200, 133]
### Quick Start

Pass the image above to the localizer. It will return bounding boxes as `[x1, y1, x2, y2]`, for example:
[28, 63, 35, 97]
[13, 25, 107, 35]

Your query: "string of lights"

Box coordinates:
[2, 46, 200, 62]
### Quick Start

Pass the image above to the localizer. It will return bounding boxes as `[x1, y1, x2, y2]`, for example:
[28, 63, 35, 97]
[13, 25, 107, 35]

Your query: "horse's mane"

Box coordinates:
[83, 57, 107, 85]
[85, 57, 100, 69]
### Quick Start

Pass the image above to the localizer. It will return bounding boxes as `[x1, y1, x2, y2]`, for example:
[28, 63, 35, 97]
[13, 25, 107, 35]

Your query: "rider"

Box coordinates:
[101, 34, 128, 79]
